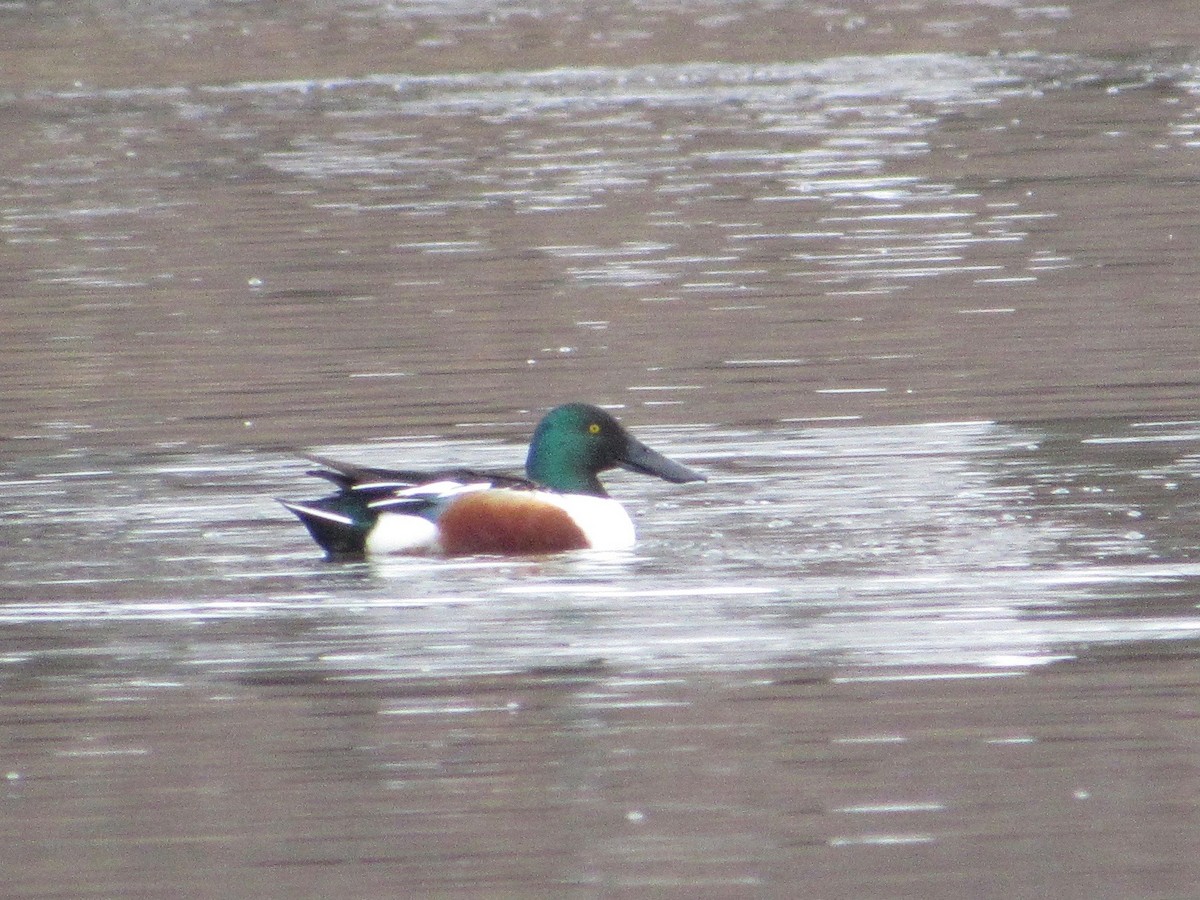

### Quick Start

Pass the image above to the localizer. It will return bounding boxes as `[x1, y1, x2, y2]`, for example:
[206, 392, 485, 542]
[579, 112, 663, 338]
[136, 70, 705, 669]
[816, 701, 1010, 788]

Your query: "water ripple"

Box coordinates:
[2, 418, 1199, 681]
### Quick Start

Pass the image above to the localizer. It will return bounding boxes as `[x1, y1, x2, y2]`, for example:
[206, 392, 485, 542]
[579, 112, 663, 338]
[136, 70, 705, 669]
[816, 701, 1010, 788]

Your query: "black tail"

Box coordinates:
[279, 498, 370, 558]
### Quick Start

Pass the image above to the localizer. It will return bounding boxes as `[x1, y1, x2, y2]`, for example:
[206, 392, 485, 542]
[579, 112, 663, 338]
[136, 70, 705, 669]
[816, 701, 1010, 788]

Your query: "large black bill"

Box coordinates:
[618, 437, 706, 484]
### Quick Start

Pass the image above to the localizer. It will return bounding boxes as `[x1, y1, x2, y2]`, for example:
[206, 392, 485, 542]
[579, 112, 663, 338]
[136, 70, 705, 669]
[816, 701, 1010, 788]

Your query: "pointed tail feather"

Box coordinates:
[279, 499, 369, 558]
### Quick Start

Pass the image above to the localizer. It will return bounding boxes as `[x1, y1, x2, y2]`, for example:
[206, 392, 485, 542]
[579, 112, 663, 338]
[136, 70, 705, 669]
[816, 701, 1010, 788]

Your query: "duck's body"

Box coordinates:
[280, 403, 704, 558]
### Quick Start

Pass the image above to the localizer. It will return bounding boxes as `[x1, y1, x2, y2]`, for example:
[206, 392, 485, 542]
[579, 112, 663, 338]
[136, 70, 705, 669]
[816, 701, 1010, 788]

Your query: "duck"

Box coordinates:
[280, 403, 705, 558]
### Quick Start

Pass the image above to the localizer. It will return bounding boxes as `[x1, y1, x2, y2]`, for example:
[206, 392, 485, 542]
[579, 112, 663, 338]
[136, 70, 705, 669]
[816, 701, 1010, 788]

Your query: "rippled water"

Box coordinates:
[5, 0, 1200, 897]
[5, 417, 1200, 678]
[5, 417, 1200, 894]
[5, 41, 1200, 447]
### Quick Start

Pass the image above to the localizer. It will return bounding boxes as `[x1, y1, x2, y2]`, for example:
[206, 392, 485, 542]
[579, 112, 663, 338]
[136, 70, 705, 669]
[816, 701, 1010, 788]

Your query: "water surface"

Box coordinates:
[4, 1, 1200, 897]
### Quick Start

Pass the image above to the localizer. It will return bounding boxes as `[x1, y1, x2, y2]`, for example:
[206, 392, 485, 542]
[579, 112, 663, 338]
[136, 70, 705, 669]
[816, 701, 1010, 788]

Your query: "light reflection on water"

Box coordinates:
[5, 49, 1200, 450]
[3, 417, 1199, 683]
[5, 5, 1200, 895]
[254, 57, 1047, 294]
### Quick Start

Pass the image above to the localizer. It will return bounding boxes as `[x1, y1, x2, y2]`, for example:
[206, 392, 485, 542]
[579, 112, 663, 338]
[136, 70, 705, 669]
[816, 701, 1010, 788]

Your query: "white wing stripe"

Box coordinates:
[282, 502, 354, 526]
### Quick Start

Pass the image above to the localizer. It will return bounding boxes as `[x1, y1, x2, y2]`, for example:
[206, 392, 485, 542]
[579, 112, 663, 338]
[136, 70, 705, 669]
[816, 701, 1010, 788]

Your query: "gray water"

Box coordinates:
[4, 1, 1200, 897]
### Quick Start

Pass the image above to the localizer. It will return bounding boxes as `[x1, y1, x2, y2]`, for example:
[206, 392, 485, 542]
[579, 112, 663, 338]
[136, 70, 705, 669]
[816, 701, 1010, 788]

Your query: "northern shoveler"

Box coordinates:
[280, 403, 705, 557]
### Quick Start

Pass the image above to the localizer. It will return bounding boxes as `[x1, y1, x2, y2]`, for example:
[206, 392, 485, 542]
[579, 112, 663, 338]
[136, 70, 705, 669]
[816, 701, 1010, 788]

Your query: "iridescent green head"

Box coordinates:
[524, 403, 705, 496]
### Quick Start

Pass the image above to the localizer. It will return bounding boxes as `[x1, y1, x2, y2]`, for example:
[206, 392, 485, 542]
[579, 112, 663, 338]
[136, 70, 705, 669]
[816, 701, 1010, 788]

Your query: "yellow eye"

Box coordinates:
[588, 423, 601, 435]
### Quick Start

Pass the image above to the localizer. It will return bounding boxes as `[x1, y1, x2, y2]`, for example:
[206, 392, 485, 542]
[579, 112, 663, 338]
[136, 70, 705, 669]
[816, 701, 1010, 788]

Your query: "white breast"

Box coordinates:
[541, 492, 636, 551]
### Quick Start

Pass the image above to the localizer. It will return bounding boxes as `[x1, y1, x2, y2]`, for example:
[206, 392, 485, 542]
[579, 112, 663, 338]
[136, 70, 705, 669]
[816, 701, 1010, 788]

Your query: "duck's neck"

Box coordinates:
[526, 445, 606, 496]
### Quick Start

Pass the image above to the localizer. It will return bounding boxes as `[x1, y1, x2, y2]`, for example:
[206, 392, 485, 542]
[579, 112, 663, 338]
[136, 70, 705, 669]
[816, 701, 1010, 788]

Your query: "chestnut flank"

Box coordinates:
[437, 491, 590, 555]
